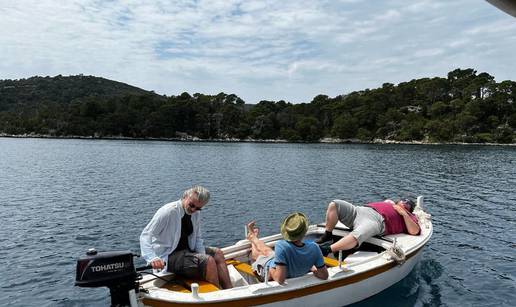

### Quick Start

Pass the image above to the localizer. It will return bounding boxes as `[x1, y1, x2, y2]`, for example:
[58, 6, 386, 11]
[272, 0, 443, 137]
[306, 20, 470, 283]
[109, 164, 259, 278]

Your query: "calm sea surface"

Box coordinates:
[0, 138, 515, 306]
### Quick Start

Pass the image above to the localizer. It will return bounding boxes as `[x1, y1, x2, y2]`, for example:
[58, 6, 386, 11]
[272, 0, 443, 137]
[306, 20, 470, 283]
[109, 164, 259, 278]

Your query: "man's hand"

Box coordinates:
[393, 204, 408, 216]
[311, 265, 329, 280]
[394, 204, 420, 235]
[150, 258, 165, 270]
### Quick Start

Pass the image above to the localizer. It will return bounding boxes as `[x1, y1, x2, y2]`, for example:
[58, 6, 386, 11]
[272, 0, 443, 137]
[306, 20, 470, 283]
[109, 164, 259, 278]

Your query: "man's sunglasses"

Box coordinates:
[188, 202, 203, 211]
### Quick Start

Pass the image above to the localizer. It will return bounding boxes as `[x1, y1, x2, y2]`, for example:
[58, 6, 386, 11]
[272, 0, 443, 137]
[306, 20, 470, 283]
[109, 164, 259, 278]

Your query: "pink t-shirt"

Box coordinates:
[366, 202, 420, 235]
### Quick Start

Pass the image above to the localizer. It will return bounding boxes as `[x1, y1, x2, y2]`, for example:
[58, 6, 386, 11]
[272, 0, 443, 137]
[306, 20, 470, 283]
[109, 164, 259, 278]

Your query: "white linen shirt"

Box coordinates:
[139, 199, 205, 271]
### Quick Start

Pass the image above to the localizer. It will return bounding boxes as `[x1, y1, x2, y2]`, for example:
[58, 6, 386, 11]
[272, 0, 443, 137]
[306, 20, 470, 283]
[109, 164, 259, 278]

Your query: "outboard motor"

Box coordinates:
[75, 248, 143, 307]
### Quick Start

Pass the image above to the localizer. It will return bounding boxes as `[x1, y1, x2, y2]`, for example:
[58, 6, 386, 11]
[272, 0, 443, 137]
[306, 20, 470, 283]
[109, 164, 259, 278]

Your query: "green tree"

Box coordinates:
[331, 114, 357, 139]
[295, 116, 322, 141]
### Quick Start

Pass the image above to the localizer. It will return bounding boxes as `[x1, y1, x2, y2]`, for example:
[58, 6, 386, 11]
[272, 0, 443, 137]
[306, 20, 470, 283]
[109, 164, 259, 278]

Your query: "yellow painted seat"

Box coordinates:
[181, 279, 220, 293]
[226, 259, 257, 277]
[161, 282, 190, 293]
[323, 256, 342, 267]
[159, 274, 220, 293]
[227, 257, 341, 272]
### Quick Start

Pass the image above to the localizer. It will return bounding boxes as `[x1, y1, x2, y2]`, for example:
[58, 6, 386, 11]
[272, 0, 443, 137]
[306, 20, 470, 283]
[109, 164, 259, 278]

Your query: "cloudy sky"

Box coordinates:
[1, 0, 515, 103]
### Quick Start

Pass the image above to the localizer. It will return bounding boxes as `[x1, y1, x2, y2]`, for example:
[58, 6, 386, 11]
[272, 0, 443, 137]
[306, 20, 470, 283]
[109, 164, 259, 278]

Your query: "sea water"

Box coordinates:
[0, 138, 514, 306]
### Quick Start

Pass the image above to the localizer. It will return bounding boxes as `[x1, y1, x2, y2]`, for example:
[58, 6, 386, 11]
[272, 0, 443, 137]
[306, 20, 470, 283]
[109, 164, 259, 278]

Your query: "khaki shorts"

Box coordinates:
[167, 247, 217, 279]
[334, 200, 385, 246]
[251, 252, 275, 281]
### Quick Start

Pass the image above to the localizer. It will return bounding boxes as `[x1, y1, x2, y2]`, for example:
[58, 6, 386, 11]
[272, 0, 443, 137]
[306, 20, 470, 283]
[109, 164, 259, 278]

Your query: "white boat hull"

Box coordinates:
[140, 197, 432, 307]
[260, 248, 422, 307]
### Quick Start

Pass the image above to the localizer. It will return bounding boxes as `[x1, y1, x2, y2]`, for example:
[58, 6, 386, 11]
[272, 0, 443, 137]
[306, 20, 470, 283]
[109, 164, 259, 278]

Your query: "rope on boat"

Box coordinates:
[386, 238, 406, 265]
[415, 196, 432, 229]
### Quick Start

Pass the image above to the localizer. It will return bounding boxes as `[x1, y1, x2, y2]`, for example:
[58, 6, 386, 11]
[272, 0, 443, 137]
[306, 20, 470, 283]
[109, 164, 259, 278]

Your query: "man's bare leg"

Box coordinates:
[325, 201, 339, 232]
[204, 256, 221, 288]
[212, 248, 232, 289]
[247, 221, 273, 261]
[330, 234, 358, 252]
[316, 202, 339, 244]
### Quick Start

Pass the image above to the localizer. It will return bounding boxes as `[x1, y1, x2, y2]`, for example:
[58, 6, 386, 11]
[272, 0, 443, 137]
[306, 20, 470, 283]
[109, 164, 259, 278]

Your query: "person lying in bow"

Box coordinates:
[317, 198, 420, 256]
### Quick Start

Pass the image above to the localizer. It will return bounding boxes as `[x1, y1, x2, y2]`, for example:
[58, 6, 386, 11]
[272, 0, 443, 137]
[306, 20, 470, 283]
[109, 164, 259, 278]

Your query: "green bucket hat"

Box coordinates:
[280, 212, 308, 242]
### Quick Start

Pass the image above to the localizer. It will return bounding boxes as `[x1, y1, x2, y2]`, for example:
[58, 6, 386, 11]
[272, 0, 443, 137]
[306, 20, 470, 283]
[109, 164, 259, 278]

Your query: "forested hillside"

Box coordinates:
[1, 69, 514, 143]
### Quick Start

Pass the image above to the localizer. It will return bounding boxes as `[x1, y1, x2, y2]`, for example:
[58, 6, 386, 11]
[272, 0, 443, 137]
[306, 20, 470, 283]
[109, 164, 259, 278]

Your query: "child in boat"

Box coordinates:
[316, 198, 420, 256]
[247, 212, 328, 284]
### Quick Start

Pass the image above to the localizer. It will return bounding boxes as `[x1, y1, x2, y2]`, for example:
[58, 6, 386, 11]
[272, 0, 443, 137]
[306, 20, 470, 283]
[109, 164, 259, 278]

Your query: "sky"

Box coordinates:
[1, 0, 515, 104]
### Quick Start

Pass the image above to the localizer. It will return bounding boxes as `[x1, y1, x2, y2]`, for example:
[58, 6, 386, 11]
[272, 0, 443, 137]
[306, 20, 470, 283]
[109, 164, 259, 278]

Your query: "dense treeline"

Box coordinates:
[1, 69, 515, 143]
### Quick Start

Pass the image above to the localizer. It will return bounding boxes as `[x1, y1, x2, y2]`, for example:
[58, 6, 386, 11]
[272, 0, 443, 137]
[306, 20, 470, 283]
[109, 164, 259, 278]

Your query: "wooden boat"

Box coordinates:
[137, 196, 432, 307]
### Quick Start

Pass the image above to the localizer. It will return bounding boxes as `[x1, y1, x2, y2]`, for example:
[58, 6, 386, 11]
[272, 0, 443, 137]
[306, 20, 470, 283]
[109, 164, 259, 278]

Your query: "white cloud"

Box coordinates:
[376, 9, 402, 22]
[414, 48, 445, 58]
[465, 19, 516, 35]
[0, 0, 515, 103]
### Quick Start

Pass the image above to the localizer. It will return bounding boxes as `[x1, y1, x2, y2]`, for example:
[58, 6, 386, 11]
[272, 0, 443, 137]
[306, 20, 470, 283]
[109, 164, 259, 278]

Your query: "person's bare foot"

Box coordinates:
[246, 221, 259, 240]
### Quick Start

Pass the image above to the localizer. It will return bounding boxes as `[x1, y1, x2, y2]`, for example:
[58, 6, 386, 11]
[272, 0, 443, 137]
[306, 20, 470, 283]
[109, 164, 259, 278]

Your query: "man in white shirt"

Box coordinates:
[140, 186, 232, 289]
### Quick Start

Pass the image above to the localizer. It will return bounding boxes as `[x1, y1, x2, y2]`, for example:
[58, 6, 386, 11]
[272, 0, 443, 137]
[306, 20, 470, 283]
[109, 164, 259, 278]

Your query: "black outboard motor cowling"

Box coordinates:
[76, 249, 138, 306]
[76, 249, 136, 287]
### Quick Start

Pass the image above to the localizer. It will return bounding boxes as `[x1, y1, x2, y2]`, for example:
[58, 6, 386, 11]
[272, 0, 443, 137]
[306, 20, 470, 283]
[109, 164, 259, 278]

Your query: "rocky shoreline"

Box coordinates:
[1, 133, 515, 146]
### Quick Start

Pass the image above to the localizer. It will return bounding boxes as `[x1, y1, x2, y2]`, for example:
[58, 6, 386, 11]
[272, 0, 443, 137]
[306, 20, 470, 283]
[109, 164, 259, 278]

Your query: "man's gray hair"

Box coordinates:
[182, 185, 210, 204]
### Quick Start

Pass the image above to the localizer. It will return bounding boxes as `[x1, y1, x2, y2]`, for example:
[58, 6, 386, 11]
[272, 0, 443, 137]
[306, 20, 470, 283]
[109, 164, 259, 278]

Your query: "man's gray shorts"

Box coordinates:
[251, 252, 275, 281]
[333, 199, 385, 246]
[167, 247, 217, 279]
